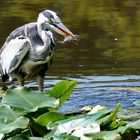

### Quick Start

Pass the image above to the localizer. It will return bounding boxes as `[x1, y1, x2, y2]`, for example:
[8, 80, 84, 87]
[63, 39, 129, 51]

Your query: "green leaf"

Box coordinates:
[29, 137, 45, 140]
[115, 119, 140, 134]
[105, 103, 120, 124]
[29, 119, 48, 136]
[55, 117, 100, 139]
[117, 121, 128, 127]
[44, 133, 80, 140]
[108, 121, 118, 130]
[87, 119, 140, 140]
[0, 105, 29, 134]
[7, 134, 45, 140]
[98, 103, 120, 128]
[86, 119, 140, 139]
[85, 131, 121, 140]
[0, 104, 18, 123]
[1, 116, 29, 134]
[34, 112, 66, 126]
[46, 80, 77, 105]
[51, 111, 111, 138]
[2, 87, 59, 115]
[56, 110, 110, 130]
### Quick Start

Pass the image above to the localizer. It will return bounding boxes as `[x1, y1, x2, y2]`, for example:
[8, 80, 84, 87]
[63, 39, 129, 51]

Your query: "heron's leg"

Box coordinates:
[17, 77, 25, 86]
[37, 76, 44, 91]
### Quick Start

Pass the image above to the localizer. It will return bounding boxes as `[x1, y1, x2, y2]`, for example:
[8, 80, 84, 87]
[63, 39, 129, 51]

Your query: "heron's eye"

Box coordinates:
[50, 18, 60, 24]
[49, 18, 54, 24]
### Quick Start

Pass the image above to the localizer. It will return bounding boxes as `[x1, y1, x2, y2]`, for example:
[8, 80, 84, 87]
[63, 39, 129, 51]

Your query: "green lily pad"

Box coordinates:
[85, 131, 121, 140]
[47, 110, 111, 138]
[2, 87, 59, 114]
[0, 105, 29, 134]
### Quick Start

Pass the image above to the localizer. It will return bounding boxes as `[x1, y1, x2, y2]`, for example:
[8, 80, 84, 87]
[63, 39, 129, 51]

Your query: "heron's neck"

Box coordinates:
[36, 25, 51, 52]
[37, 24, 55, 46]
[37, 25, 47, 43]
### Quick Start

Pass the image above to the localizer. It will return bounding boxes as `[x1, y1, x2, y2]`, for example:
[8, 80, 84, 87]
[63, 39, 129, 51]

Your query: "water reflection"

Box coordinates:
[0, 0, 140, 111]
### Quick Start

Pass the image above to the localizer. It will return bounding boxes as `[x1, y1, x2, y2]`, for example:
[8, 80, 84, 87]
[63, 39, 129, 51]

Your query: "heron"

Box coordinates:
[0, 10, 78, 91]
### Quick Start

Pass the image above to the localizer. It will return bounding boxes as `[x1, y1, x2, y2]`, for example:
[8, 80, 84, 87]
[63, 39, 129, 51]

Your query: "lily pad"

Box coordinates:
[85, 131, 121, 140]
[0, 105, 29, 134]
[2, 87, 59, 114]
[47, 110, 111, 138]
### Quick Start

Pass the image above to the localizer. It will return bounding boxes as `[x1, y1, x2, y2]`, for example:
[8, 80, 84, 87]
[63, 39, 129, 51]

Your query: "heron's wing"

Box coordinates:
[0, 36, 30, 75]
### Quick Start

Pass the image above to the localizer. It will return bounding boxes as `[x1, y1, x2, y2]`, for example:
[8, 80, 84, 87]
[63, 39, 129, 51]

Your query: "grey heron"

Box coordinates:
[0, 10, 78, 91]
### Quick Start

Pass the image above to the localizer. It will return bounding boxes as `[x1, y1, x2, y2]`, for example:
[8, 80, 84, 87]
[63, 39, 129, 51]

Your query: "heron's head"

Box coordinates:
[37, 10, 75, 38]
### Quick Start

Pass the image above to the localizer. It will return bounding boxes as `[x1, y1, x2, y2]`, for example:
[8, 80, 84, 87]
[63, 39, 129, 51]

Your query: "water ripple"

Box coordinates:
[25, 75, 140, 112]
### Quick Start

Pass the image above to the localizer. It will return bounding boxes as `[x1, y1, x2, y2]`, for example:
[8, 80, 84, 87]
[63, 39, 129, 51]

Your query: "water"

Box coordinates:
[0, 0, 140, 112]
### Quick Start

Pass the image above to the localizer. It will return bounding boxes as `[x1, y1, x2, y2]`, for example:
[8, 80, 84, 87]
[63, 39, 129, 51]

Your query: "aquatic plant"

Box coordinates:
[0, 80, 139, 140]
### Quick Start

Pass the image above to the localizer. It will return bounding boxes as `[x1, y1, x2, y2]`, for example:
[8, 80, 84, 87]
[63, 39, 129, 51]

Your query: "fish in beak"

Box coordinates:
[53, 22, 79, 44]
[45, 20, 78, 44]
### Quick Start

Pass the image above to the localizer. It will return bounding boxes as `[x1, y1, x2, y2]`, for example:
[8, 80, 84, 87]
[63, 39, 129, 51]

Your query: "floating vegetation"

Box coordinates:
[0, 80, 139, 140]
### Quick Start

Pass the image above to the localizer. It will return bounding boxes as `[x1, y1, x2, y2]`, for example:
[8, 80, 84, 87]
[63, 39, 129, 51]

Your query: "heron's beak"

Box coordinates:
[54, 22, 75, 38]
[54, 22, 79, 44]
[46, 21, 78, 44]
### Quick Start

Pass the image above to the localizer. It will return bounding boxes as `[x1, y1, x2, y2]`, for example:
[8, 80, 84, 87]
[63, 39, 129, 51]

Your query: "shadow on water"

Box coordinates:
[0, 0, 140, 112]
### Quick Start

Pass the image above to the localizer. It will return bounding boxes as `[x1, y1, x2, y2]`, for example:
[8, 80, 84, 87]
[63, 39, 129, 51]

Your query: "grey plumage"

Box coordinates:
[0, 10, 77, 91]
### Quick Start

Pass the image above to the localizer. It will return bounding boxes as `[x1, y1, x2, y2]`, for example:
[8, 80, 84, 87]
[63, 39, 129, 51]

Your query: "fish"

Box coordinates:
[60, 34, 79, 44]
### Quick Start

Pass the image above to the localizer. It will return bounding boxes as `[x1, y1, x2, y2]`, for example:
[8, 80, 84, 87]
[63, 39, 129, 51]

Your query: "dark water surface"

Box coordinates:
[0, 0, 140, 112]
